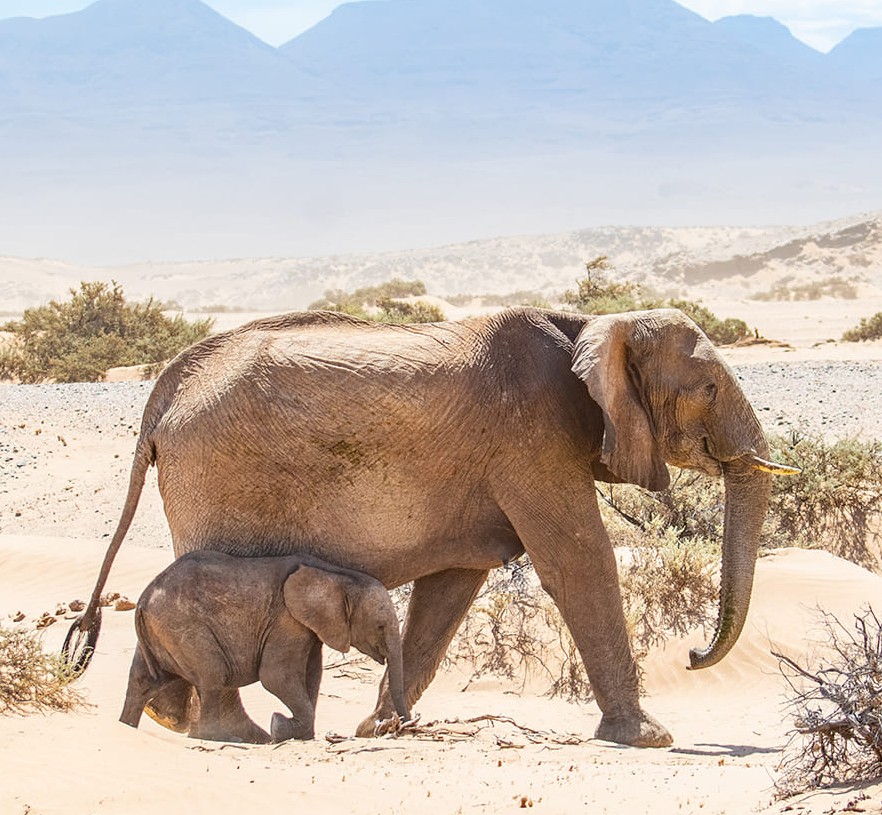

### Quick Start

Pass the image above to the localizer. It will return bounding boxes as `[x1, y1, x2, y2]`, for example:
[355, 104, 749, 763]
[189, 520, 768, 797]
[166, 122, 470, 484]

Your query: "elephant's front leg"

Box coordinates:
[355, 567, 488, 737]
[503, 490, 672, 748]
[260, 641, 320, 742]
[190, 687, 271, 744]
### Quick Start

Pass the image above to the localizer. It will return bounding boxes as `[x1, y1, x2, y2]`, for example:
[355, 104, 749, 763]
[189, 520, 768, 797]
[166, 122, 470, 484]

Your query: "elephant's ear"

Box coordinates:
[283, 565, 352, 654]
[571, 314, 670, 491]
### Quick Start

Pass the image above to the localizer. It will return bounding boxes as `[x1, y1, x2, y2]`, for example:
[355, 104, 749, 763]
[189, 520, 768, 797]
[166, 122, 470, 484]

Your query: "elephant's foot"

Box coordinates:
[190, 721, 271, 744]
[356, 706, 390, 738]
[270, 712, 314, 743]
[594, 709, 673, 748]
[144, 679, 198, 733]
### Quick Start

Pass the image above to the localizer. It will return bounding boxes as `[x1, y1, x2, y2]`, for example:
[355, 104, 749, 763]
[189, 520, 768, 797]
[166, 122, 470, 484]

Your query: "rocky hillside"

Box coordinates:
[1, 211, 880, 314]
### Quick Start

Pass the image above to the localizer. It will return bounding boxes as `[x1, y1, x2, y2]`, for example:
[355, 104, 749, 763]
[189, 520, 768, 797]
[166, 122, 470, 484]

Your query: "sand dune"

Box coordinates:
[4, 534, 882, 814]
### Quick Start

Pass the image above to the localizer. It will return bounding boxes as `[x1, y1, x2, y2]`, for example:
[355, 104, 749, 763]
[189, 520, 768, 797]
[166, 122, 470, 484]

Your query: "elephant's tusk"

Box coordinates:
[744, 455, 801, 476]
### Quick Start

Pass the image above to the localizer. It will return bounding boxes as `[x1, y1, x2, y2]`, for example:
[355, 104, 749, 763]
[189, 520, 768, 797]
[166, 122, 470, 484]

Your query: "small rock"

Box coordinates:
[99, 592, 120, 607]
[36, 613, 57, 629]
[114, 597, 136, 612]
[69, 599, 85, 612]
[55, 604, 68, 616]
[11, 610, 26, 623]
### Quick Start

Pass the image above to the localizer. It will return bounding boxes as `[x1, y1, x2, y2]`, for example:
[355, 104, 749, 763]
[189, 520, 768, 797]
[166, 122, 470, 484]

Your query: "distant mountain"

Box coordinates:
[712, 15, 824, 71]
[279, 0, 849, 123]
[0, 0, 880, 263]
[829, 27, 882, 82]
[0, 0, 301, 114]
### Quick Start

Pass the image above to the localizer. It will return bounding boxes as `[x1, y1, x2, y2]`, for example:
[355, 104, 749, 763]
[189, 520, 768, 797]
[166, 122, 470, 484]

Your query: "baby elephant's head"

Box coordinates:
[283, 564, 409, 719]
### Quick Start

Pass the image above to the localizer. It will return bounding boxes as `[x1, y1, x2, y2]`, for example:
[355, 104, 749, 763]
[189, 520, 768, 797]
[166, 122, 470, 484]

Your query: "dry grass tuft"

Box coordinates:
[0, 623, 86, 714]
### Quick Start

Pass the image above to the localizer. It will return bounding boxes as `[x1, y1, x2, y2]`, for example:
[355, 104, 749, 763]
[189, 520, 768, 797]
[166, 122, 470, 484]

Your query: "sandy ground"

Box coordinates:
[3, 298, 882, 815]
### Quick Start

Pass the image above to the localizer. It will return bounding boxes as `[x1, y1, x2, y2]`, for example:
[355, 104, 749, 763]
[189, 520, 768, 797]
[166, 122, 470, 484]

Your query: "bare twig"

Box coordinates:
[774, 606, 882, 798]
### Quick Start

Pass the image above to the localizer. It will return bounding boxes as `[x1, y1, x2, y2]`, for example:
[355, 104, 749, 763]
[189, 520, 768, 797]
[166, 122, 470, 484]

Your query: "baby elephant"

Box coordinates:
[120, 550, 410, 743]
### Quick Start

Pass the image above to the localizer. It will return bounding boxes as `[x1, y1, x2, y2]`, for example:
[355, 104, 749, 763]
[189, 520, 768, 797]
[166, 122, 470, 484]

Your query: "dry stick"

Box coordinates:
[325, 714, 587, 747]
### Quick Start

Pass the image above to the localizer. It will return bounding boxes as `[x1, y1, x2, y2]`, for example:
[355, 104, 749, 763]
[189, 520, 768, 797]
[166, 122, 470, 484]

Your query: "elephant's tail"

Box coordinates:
[62, 436, 155, 673]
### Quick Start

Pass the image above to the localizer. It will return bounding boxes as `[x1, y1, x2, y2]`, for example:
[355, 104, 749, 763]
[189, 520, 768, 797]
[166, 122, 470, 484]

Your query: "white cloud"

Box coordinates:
[207, 0, 349, 45]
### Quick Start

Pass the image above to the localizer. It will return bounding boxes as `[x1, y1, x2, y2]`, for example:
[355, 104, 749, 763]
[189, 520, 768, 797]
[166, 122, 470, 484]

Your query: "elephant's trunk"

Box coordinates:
[688, 455, 772, 670]
[384, 618, 410, 721]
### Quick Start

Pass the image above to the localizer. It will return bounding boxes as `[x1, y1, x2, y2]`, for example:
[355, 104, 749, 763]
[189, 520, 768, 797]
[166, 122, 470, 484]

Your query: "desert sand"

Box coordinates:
[3, 297, 882, 815]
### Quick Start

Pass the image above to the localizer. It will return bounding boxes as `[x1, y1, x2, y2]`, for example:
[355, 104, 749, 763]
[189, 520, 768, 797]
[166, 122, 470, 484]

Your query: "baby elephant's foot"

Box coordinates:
[270, 712, 314, 743]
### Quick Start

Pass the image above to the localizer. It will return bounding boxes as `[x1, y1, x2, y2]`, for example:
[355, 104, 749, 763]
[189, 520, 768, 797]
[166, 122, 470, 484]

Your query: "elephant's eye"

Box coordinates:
[703, 382, 718, 404]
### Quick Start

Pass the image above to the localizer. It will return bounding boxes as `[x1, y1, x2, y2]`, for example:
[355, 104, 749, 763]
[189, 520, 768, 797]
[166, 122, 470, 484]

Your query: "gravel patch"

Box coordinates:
[2, 361, 881, 451]
[732, 360, 882, 442]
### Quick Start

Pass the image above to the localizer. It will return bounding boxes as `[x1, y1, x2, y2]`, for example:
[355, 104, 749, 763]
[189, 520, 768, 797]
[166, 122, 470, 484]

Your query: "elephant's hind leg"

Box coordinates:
[356, 567, 488, 737]
[143, 678, 199, 733]
[120, 647, 178, 728]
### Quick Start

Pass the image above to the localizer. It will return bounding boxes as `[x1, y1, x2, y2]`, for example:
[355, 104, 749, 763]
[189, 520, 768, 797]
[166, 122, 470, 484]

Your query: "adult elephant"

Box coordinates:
[67, 307, 794, 748]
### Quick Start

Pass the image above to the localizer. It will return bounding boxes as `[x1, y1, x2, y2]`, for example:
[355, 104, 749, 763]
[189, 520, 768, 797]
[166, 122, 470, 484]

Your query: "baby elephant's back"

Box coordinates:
[138, 551, 281, 685]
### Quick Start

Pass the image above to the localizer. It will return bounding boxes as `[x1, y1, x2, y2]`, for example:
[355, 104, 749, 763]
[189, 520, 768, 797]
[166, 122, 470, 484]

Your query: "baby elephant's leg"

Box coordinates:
[191, 687, 271, 744]
[120, 646, 178, 728]
[260, 647, 318, 742]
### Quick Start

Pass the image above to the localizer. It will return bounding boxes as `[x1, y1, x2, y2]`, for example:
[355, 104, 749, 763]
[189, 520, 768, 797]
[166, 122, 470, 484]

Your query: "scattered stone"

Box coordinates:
[68, 599, 85, 612]
[114, 597, 136, 612]
[99, 592, 120, 607]
[11, 610, 26, 623]
[36, 612, 57, 629]
[55, 604, 68, 616]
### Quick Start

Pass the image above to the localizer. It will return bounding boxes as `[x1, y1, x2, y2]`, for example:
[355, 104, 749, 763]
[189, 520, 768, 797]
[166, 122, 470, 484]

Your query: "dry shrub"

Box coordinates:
[0, 624, 85, 714]
[752, 277, 859, 302]
[444, 523, 718, 701]
[765, 433, 882, 570]
[843, 311, 882, 342]
[618, 531, 719, 663]
[775, 607, 882, 797]
[443, 561, 593, 701]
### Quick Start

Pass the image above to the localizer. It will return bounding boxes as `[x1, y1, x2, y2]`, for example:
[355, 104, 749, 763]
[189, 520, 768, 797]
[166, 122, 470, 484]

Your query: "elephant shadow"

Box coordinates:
[669, 743, 780, 758]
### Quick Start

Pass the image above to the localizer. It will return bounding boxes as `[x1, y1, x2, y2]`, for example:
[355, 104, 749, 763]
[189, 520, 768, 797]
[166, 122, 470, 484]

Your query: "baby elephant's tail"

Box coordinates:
[133, 605, 163, 681]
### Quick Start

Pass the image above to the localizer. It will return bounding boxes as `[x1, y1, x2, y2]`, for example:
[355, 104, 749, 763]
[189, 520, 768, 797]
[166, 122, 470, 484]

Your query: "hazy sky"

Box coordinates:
[1, 0, 880, 51]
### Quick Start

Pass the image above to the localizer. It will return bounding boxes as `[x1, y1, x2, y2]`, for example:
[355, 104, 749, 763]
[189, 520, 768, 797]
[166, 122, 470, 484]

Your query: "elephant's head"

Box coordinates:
[572, 309, 796, 670]
[283, 565, 410, 720]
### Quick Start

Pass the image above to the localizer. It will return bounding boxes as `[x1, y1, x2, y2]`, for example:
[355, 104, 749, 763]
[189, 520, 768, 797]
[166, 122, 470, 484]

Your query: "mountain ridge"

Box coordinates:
[2, 210, 880, 315]
[0, 0, 880, 263]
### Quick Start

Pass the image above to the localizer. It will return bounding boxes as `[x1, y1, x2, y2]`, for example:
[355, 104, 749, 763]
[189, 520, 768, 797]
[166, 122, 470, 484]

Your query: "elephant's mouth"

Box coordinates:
[701, 438, 801, 477]
[666, 437, 723, 477]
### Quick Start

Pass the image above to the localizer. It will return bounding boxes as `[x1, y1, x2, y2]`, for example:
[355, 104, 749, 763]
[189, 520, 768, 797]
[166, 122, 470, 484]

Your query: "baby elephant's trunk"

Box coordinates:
[384, 615, 410, 721]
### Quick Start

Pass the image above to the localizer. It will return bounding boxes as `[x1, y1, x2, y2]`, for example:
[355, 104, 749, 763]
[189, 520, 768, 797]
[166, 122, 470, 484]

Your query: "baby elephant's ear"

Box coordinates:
[283, 565, 352, 654]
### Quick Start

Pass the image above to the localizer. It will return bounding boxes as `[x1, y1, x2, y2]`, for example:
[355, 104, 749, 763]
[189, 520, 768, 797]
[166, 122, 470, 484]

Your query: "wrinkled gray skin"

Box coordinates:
[75, 307, 777, 748]
[120, 551, 409, 743]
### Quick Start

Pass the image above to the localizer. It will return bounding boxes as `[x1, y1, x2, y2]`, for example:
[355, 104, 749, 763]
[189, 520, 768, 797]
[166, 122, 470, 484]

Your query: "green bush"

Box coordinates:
[309, 278, 427, 311]
[663, 299, 751, 346]
[561, 256, 643, 315]
[374, 297, 445, 324]
[562, 257, 750, 345]
[843, 312, 882, 342]
[0, 281, 213, 383]
[308, 279, 444, 324]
